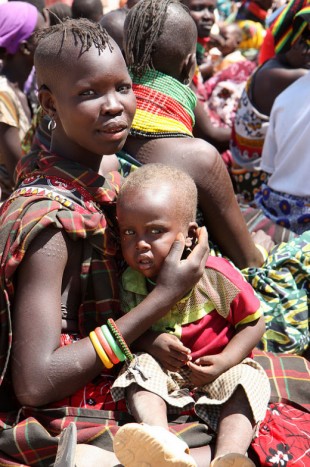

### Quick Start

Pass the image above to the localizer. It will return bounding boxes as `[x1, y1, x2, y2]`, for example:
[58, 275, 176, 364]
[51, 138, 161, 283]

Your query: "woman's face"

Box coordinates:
[288, 32, 310, 69]
[47, 42, 136, 164]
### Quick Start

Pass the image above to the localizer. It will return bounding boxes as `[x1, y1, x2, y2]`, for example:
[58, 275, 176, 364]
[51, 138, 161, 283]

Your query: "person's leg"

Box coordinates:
[191, 445, 212, 467]
[126, 383, 169, 428]
[211, 386, 255, 466]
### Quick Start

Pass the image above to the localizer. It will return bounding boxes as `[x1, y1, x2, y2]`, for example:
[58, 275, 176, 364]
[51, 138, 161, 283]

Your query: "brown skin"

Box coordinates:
[11, 41, 209, 410]
[0, 11, 45, 184]
[252, 36, 310, 116]
[124, 135, 266, 270]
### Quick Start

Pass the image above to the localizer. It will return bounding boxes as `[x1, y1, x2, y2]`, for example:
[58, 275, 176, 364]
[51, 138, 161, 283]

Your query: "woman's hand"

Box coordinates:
[251, 229, 274, 254]
[156, 227, 209, 303]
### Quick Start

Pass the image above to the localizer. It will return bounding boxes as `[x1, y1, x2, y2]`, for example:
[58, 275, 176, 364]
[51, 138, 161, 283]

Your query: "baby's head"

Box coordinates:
[34, 18, 136, 160]
[117, 163, 198, 280]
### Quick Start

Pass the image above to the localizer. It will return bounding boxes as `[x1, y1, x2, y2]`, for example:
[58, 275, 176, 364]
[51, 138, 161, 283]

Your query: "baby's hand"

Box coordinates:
[148, 333, 191, 372]
[187, 354, 227, 386]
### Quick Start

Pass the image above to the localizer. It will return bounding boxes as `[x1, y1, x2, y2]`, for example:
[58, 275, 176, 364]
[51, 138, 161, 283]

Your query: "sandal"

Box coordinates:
[113, 423, 197, 467]
[210, 453, 255, 467]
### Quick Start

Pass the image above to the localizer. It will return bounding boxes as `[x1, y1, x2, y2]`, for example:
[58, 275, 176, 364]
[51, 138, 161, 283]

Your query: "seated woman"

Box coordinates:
[230, 0, 310, 201]
[255, 60, 310, 234]
[0, 2, 45, 201]
[120, 0, 310, 356]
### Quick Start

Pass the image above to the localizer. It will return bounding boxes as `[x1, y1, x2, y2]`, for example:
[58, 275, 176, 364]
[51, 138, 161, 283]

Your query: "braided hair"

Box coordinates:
[124, 0, 188, 77]
[34, 17, 112, 57]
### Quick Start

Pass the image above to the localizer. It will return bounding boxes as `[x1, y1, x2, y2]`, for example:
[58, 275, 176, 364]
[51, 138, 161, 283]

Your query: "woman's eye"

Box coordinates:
[80, 90, 95, 96]
[118, 84, 132, 94]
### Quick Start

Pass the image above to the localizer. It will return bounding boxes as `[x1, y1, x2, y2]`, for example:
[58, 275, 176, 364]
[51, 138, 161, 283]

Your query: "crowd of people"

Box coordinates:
[0, 0, 309, 466]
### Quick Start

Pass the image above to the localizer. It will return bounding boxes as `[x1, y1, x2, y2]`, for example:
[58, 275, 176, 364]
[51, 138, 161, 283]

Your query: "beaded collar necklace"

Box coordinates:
[130, 69, 197, 138]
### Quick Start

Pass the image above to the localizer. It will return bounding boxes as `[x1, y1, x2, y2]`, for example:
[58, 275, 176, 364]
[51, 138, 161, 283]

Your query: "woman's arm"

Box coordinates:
[193, 100, 231, 153]
[12, 227, 208, 407]
[0, 123, 23, 182]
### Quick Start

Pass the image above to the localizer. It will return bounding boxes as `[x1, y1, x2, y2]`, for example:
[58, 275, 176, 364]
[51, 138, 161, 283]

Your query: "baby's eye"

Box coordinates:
[150, 228, 163, 234]
[123, 229, 135, 235]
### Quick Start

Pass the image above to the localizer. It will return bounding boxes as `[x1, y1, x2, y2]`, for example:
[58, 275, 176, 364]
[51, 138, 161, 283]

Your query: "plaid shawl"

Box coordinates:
[0, 150, 123, 393]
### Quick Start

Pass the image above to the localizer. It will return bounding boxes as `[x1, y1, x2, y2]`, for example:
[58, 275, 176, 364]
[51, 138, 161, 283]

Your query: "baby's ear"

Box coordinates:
[185, 222, 198, 248]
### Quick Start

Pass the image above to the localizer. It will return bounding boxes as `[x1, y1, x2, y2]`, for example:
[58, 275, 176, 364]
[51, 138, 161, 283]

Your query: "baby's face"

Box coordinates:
[117, 183, 190, 281]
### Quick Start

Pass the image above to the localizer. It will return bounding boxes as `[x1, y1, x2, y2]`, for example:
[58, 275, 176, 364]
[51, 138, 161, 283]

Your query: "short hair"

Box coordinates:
[34, 18, 112, 88]
[48, 3, 72, 26]
[124, 0, 197, 77]
[99, 8, 128, 49]
[118, 163, 197, 225]
[71, 0, 103, 22]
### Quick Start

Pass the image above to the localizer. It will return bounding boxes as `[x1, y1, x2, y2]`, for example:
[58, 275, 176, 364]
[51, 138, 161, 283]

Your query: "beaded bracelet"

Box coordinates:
[89, 331, 113, 369]
[95, 327, 120, 365]
[101, 325, 126, 362]
[255, 243, 268, 263]
[107, 318, 134, 362]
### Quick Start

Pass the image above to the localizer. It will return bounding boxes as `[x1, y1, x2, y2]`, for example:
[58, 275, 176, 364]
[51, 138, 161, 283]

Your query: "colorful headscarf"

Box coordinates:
[0, 2, 38, 55]
[271, 0, 310, 53]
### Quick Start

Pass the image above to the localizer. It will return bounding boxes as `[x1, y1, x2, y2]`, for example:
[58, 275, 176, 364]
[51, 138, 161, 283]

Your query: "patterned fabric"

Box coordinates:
[0, 76, 31, 200]
[253, 349, 310, 411]
[250, 402, 310, 466]
[231, 167, 269, 202]
[239, 201, 297, 243]
[204, 60, 256, 129]
[119, 257, 262, 361]
[230, 76, 269, 171]
[0, 150, 214, 466]
[255, 183, 310, 234]
[112, 352, 270, 434]
[241, 232, 310, 355]
[271, 0, 310, 53]
[130, 69, 197, 138]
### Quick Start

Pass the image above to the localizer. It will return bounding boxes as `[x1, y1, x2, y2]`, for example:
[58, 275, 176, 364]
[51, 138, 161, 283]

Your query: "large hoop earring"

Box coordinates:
[48, 117, 57, 131]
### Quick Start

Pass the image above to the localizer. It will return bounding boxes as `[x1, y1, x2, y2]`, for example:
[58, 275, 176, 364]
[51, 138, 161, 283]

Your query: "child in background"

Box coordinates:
[112, 163, 270, 467]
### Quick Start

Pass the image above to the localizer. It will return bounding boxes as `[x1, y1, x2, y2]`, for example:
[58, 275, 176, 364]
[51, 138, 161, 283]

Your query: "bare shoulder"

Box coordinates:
[25, 227, 70, 261]
[138, 137, 220, 171]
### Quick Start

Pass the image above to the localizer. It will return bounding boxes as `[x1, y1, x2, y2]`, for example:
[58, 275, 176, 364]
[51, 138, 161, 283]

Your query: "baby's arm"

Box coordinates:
[188, 315, 265, 386]
[133, 331, 191, 372]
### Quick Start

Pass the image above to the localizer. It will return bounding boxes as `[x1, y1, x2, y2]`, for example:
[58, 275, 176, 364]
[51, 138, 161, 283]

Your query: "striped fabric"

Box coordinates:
[271, 0, 310, 53]
[129, 69, 197, 138]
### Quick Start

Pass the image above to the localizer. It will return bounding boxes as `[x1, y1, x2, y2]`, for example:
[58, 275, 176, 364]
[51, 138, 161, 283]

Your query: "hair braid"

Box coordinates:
[34, 17, 113, 56]
[124, 0, 185, 76]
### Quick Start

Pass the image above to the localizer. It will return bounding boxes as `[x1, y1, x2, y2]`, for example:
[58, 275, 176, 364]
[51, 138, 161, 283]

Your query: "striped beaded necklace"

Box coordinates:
[130, 69, 197, 138]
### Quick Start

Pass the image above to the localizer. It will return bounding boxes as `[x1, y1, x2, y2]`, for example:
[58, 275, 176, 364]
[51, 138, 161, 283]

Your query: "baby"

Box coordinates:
[112, 163, 270, 467]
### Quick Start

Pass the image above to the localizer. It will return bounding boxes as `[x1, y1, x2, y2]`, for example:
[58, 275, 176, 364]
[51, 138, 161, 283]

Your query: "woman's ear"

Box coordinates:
[181, 52, 197, 85]
[19, 41, 31, 56]
[38, 85, 56, 118]
[185, 222, 198, 248]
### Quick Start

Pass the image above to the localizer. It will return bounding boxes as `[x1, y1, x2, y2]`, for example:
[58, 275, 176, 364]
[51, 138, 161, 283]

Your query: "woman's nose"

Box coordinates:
[100, 93, 124, 114]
